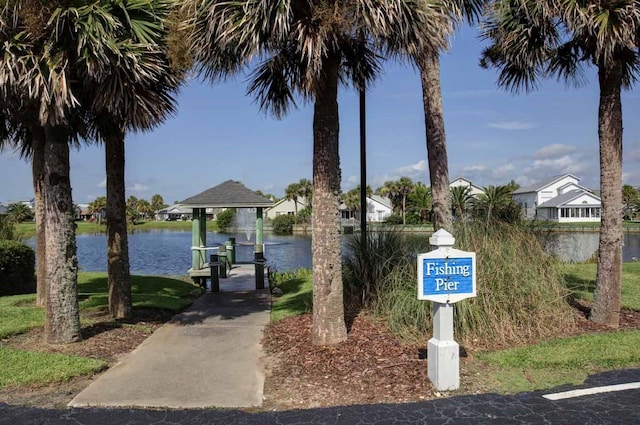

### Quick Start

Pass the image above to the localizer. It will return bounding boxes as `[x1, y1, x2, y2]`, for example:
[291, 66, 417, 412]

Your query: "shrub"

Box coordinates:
[0, 217, 21, 241]
[273, 214, 295, 234]
[215, 209, 235, 232]
[343, 230, 407, 309]
[384, 214, 403, 225]
[374, 220, 575, 347]
[0, 241, 35, 296]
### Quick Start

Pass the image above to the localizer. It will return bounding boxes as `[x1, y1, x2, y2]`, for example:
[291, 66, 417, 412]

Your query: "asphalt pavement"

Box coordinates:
[2, 368, 640, 424]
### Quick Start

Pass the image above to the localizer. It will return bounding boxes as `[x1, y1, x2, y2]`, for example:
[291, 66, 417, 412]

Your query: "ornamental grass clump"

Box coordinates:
[375, 221, 575, 348]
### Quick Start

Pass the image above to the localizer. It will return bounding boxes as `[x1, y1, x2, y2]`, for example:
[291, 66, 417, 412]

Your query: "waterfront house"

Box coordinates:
[512, 174, 601, 222]
[339, 195, 393, 223]
[265, 197, 309, 220]
[450, 177, 485, 197]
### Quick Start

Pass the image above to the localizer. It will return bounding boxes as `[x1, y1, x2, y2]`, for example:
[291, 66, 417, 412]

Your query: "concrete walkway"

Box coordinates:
[69, 264, 270, 409]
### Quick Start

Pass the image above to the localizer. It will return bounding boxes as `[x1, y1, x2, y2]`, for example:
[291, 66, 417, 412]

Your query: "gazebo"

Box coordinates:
[179, 180, 274, 278]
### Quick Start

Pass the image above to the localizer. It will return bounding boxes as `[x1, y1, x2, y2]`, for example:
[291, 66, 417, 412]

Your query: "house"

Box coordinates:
[512, 174, 601, 222]
[155, 204, 197, 221]
[339, 195, 393, 223]
[0, 203, 6, 215]
[450, 177, 484, 197]
[265, 197, 309, 220]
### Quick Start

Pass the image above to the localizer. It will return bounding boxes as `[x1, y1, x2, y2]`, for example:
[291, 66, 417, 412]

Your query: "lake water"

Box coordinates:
[26, 230, 640, 276]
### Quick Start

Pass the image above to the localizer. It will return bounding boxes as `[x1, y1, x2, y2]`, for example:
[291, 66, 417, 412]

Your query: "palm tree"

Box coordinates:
[408, 182, 432, 223]
[284, 182, 301, 219]
[297, 178, 313, 206]
[622, 185, 638, 219]
[474, 185, 512, 223]
[450, 185, 473, 219]
[481, 0, 639, 327]
[86, 0, 180, 319]
[386, 0, 484, 232]
[6, 202, 33, 223]
[0, 1, 89, 343]
[151, 194, 168, 213]
[184, 0, 449, 345]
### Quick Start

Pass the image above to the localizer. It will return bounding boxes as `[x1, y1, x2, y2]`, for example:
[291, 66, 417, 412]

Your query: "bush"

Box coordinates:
[215, 209, 235, 232]
[273, 214, 295, 234]
[0, 241, 35, 296]
[374, 220, 575, 347]
[343, 230, 407, 309]
[0, 217, 21, 241]
[384, 214, 403, 225]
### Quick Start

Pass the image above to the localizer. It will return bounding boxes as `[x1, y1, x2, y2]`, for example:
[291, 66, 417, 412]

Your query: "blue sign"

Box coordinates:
[417, 247, 476, 303]
[421, 258, 474, 296]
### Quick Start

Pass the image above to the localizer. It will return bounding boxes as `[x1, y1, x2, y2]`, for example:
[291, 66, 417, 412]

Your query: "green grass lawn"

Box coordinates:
[472, 262, 640, 394]
[269, 269, 313, 322]
[563, 262, 640, 310]
[0, 272, 197, 389]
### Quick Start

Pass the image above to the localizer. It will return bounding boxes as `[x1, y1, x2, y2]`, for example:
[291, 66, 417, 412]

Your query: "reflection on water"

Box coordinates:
[26, 229, 640, 275]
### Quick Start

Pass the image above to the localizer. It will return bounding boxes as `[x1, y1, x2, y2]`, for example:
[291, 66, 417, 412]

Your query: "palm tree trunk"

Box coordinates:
[311, 52, 347, 345]
[105, 131, 132, 319]
[418, 52, 452, 232]
[31, 125, 47, 307]
[591, 62, 623, 328]
[43, 125, 81, 344]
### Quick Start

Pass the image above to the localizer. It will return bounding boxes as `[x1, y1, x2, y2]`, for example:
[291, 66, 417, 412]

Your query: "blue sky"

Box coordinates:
[1, 26, 639, 205]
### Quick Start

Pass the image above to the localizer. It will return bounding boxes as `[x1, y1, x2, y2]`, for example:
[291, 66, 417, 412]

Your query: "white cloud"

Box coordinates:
[97, 180, 106, 188]
[396, 159, 427, 174]
[128, 183, 149, 192]
[488, 121, 536, 130]
[533, 144, 577, 160]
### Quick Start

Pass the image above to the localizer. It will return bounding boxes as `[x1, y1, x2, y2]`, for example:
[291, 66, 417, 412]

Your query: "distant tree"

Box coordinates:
[137, 199, 154, 220]
[622, 185, 639, 219]
[408, 182, 432, 223]
[216, 209, 235, 233]
[451, 186, 473, 219]
[297, 178, 313, 206]
[88, 197, 107, 218]
[284, 183, 302, 219]
[151, 194, 167, 212]
[126, 196, 140, 225]
[474, 185, 514, 223]
[6, 203, 33, 223]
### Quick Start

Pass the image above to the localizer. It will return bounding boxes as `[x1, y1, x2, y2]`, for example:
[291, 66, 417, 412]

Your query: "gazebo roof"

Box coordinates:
[180, 180, 273, 209]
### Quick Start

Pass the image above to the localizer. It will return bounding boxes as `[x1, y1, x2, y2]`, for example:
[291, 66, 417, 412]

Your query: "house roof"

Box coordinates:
[266, 197, 308, 211]
[369, 195, 392, 209]
[540, 190, 601, 207]
[180, 180, 273, 209]
[513, 174, 580, 194]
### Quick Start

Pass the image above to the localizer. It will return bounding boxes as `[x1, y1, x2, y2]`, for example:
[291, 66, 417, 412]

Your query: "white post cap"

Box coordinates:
[429, 229, 455, 248]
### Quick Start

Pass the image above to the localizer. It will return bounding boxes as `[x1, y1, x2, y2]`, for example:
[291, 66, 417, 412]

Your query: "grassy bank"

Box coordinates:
[0, 273, 198, 389]
[14, 220, 220, 238]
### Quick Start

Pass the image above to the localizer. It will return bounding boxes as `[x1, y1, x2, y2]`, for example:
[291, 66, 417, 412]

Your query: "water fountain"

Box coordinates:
[235, 208, 255, 241]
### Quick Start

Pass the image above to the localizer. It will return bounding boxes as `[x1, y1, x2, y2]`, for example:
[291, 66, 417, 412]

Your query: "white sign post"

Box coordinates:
[417, 229, 476, 391]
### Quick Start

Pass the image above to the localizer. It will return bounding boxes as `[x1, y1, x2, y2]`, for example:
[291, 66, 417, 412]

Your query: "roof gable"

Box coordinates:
[181, 180, 273, 208]
[513, 174, 580, 194]
[540, 190, 601, 207]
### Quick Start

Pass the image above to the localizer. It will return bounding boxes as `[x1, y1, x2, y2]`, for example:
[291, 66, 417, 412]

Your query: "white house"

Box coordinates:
[339, 195, 393, 223]
[512, 174, 601, 222]
[155, 204, 199, 221]
[450, 177, 484, 197]
[265, 197, 309, 220]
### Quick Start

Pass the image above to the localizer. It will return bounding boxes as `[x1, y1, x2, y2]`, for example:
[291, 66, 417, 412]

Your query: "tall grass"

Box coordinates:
[342, 230, 408, 309]
[375, 221, 575, 347]
[0, 216, 22, 241]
